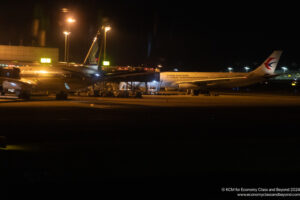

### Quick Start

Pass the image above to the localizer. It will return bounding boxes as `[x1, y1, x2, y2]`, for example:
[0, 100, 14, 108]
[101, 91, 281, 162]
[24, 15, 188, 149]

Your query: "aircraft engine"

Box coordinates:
[0, 67, 20, 79]
[178, 83, 198, 89]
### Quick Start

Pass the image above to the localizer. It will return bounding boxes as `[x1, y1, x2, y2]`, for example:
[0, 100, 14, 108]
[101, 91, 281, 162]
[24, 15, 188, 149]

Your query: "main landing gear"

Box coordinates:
[0, 86, 4, 96]
[188, 89, 219, 96]
[15, 90, 31, 100]
[56, 91, 68, 100]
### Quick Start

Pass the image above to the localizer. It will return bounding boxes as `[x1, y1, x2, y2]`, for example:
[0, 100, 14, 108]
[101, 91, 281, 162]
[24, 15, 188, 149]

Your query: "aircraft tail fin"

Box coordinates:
[83, 29, 103, 66]
[250, 50, 283, 76]
[83, 37, 100, 65]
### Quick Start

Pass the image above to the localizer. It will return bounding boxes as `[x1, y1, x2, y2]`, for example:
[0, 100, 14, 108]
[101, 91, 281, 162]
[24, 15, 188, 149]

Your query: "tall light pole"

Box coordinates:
[63, 31, 70, 63]
[65, 17, 76, 64]
[103, 26, 111, 62]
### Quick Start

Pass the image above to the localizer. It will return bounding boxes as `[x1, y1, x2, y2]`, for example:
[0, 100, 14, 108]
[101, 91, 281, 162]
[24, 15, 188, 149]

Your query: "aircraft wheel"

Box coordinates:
[135, 91, 143, 98]
[0, 86, 4, 96]
[192, 89, 200, 96]
[56, 92, 68, 100]
[93, 90, 100, 97]
[16, 90, 31, 100]
[202, 91, 211, 96]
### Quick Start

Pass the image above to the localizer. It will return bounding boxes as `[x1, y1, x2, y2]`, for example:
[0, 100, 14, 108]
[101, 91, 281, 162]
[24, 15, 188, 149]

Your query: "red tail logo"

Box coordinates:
[264, 57, 276, 70]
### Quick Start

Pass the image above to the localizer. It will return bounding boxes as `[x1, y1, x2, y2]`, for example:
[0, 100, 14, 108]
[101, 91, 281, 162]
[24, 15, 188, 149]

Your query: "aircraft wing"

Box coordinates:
[103, 72, 159, 82]
[263, 74, 281, 79]
[175, 76, 247, 86]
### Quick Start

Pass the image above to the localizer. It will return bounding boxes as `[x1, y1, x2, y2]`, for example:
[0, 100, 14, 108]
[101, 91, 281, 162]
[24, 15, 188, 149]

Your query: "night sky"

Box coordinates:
[0, 0, 299, 71]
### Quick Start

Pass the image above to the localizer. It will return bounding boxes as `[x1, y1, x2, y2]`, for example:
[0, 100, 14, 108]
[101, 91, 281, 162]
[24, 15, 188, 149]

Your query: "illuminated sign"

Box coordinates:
[40, 58, 52, 63]
[103, 61, 110, 66]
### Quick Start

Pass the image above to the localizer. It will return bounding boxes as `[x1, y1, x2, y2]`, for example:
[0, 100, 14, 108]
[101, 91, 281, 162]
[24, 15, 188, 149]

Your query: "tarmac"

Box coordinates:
[1, 93, 300, 191]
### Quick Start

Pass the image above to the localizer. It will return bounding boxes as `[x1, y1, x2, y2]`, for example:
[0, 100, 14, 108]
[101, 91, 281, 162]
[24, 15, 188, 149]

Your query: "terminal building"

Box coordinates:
[0, 45, 59, 66]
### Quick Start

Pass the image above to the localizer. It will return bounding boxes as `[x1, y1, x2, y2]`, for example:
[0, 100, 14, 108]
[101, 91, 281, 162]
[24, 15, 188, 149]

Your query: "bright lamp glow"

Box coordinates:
[105, 26, 111, 32]
[63, 31, 70, 35]
[103, 61, 110, 66]
[40, 58, 52, 63]
[61, 8, 69, 13]
[35, 70, 49, 74]
[67, 18, 76, 23]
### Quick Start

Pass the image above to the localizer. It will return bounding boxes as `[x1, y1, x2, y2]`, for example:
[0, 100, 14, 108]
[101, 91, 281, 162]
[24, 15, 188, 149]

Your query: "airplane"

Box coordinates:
[0, 27, 107, 100]
[0, 63, 101, 99]
[158, 50, 283, 95]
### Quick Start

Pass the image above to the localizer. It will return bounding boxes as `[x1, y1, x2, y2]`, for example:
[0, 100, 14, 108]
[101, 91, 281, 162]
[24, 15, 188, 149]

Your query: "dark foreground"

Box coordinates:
[1, 94, 300, 196]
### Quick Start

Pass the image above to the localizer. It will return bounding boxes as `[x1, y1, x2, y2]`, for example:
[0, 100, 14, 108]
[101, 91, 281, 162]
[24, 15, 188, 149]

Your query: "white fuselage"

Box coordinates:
[159, 72, 264, 90]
